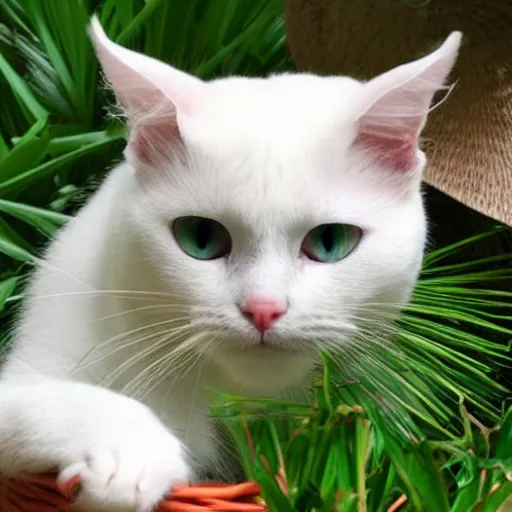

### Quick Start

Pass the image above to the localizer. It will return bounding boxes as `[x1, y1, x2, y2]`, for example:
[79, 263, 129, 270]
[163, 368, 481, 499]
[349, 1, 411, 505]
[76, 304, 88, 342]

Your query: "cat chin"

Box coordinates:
[211, 346, 316, 392]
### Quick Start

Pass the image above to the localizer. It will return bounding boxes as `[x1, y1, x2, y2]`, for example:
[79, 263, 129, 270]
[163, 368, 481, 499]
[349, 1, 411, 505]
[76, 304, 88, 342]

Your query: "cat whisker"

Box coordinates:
[304, 310, 401, 324]
[127, 332, 222, 402]
[348, 312, 406, 324]
[291, 326, 357, 337]
[293, 320, 358, 332]
[30, 289, 185, 302]
[349, 322, 399, 337]
[353, 301, 411, 310]
[91, 317, 191, 351]
[347, 332, 408, 370]
[71, 317, 192, 373]
[85, 304, 190, 324]
[32, 257, 96, 291]
[189, 319, 236, 331]
[128, 334, 202, 394]
[316, 340, 365, 374]
[101, 327, 196, 388]
[74, 326, 189, 375]
[353, 323, 401, 342]
[118, 330, 211, 392]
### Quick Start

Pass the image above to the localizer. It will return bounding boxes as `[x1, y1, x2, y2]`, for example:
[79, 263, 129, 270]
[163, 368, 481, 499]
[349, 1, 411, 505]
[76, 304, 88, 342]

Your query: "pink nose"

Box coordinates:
[241, 298, 287, 333]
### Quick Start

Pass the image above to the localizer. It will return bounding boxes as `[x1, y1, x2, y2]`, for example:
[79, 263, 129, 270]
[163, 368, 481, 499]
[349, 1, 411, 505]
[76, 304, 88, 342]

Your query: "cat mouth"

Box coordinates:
[246, 339, 304, 354]
[252, 343, 287, 351]
[227, 337, 290, 353]
[222, 331, 307, 354]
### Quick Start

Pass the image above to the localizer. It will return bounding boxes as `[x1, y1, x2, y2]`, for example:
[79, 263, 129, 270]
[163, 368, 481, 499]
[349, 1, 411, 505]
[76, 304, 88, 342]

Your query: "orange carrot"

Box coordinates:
[0, 472, 268, 512]
[194, 498, 267, 511]
[171, 482, 261, 500]
[159, 502, 213, 512]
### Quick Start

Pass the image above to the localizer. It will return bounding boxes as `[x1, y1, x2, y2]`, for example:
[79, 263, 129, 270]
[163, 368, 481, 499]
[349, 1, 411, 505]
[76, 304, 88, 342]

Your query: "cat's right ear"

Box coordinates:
[352, 32, 462, 175]
[89, 16, 204, 166]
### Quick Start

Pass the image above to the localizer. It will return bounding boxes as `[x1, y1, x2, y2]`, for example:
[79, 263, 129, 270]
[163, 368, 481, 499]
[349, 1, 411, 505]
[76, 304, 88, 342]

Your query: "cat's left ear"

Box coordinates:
[353, 32, 462, 173]
[89, 16, 204, 165]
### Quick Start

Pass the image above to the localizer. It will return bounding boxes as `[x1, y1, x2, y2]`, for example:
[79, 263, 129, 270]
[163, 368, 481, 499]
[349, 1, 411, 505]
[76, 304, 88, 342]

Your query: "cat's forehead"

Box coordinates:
[174, 74, 366, 195]
[156, 138, 391, 233]
[208, 73, 361, 114]
[183, 74, 363, 151]
[151, 74, 400, 228]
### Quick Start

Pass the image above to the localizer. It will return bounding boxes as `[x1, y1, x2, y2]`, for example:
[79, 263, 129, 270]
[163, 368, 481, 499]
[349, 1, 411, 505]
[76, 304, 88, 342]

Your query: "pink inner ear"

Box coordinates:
[130, 117, 183, 164]
[355, 118, 420, 173]
[124, 92, 185, 165]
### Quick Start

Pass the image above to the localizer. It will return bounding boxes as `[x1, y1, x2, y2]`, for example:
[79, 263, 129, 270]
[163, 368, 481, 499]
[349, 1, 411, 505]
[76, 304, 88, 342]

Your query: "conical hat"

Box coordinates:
[285, 0, 512, 226]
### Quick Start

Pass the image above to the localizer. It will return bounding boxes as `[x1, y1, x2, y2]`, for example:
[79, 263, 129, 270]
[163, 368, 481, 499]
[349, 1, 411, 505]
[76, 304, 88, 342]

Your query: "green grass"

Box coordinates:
[213, 357, 512, 512]
[0, 1, 510, 510]
[208, 228, 512, 510]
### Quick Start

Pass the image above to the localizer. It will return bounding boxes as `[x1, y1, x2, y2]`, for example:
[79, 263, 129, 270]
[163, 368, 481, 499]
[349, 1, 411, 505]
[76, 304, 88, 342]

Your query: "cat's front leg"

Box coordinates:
[0, 379, 191, 511]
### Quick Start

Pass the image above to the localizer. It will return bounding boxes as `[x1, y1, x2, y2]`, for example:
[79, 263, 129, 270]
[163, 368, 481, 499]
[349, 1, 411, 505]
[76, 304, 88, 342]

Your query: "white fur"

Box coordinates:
[0, 19, 461, 512]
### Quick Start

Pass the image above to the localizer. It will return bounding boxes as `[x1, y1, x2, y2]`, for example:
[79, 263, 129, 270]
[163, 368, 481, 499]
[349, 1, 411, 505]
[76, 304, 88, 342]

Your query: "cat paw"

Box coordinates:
[58, 430, 190, 512]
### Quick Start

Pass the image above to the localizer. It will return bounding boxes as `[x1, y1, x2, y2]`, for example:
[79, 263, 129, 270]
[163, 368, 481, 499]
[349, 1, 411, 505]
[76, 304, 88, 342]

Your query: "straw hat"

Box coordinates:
[285, 0, 512, 226]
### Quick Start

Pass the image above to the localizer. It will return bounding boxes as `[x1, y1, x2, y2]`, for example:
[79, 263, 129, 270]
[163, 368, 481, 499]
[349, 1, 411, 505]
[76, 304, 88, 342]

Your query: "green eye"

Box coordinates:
[173, 216, 232, 260]
[301, 224, 362, 263]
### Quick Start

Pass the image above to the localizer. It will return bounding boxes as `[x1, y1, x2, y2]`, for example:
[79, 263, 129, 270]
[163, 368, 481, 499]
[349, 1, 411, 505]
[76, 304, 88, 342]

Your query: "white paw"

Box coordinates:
[0, 381, 192, 510]
[57, 424, 190, 512]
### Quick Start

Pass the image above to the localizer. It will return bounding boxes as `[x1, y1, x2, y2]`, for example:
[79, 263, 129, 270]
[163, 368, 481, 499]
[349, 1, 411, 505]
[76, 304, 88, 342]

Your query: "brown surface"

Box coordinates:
[285, 0, 512, 226]
[0, 472, 266, 512]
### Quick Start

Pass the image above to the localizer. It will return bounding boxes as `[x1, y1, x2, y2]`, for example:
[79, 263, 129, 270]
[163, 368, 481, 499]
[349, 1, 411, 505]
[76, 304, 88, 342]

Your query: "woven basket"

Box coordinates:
[285, 0, 512, 226]
[0, 473, 267, 512]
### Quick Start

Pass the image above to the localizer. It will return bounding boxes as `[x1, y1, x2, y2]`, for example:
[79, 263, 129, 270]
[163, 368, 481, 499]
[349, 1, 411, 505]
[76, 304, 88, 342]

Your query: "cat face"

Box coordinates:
[90, 19, 461, 392]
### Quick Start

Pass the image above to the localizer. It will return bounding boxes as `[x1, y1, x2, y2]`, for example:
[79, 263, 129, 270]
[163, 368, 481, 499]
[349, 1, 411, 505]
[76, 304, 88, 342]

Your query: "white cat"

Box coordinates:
[0, 17, 461, 512]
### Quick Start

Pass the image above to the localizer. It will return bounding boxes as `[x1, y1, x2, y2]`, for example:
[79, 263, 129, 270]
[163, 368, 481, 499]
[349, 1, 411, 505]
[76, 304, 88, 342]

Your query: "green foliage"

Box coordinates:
[0, 0, 510, 509]
[209, 230, 512, 510]
[213, 355, 512, 511]
[0, 0, 290, 324]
